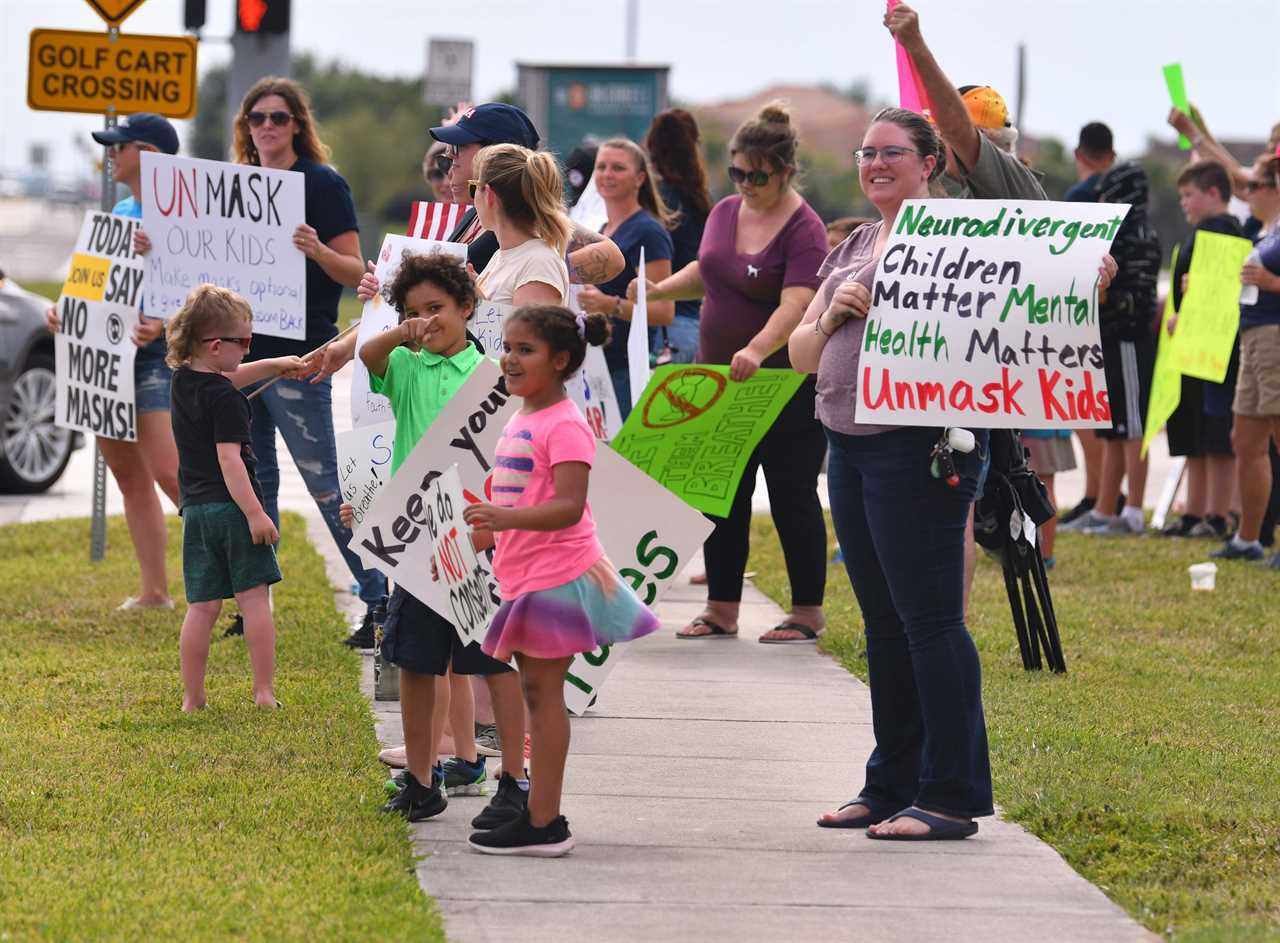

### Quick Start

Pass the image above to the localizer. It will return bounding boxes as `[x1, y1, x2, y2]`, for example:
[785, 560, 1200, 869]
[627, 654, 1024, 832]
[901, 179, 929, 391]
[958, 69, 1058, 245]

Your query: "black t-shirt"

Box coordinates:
[448, 208, 500, 274]
[249, 158, 359, 361]
[1173, 213, 1244, 310]
[170, 367, 264, 509]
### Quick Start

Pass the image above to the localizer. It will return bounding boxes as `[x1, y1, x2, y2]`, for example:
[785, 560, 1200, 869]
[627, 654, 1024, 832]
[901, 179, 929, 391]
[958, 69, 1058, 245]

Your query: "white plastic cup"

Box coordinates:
[1188, 562, 1217, 591]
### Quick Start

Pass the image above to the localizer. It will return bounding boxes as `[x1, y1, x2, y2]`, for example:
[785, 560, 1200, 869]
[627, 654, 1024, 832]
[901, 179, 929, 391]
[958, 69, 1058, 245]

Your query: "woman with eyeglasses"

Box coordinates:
[44, 113, 182, 611]
[231, 76, 387, 639]
[574, 138, 675, 415]
[788, 108, 993, 840]
[631, 102, 830, 644]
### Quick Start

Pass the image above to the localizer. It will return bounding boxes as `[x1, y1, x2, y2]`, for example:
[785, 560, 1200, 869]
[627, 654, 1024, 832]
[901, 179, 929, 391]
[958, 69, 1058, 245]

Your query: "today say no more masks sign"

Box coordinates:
[854, 199, 1129, 429]
[55, 211, 144, 442]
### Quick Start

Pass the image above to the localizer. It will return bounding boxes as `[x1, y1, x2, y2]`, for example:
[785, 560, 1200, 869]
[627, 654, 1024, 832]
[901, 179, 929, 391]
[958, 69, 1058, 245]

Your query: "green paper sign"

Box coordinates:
[1167, 230, 1253, 383]
[611, 365, 806, 518]
[1143, 246, 1181, 460]
[1162, 63, 1192, 150]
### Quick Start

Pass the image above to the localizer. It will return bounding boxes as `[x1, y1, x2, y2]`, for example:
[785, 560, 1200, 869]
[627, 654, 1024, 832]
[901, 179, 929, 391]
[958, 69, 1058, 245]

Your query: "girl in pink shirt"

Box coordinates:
[462, 304, 660, 856]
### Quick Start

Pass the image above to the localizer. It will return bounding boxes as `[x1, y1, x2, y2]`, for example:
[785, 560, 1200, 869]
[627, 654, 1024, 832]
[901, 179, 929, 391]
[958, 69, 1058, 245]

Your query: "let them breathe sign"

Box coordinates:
[854, 199, 1129, 428]
[139, 153, 306, 339]
[54, 211, 143, 441]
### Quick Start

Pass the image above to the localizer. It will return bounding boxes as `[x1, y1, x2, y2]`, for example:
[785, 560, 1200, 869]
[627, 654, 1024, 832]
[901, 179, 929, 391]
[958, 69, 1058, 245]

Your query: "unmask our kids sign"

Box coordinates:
[854, 199, 1129, 428]
[139, 152, 306, 339]
[54, 211, 143, 441]
[351, 233, 468, 428]
[351, 360, 712, 713]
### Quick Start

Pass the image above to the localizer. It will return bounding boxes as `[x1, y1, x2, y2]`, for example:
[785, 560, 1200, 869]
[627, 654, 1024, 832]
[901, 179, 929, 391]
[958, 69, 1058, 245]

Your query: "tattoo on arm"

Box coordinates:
[567, 223, 607, 253]
[567, 251, 610, 285]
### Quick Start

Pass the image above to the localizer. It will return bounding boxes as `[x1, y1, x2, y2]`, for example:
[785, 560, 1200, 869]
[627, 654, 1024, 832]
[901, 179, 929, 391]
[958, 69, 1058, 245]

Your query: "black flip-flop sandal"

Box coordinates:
[865, 807, 978, 841]
[816, 797, 894, 829]
[676, 616, 738, 640]
[758, 622, 821, 644]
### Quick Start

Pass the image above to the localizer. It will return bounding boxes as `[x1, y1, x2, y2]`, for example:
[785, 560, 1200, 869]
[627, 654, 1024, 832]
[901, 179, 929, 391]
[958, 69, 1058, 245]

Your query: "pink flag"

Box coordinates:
[406, 201, 466, 241]
[888, 0, 931, 118]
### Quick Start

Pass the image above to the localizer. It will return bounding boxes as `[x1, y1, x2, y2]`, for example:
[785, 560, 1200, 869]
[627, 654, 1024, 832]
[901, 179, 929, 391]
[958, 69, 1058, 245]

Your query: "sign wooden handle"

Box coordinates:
[246, 319, 361, 400]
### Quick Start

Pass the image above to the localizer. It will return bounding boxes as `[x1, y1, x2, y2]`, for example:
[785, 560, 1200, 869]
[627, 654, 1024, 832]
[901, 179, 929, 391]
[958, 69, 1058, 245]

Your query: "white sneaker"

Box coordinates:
[116, 597, 176, 611]
[1083, 513, 1145, 536]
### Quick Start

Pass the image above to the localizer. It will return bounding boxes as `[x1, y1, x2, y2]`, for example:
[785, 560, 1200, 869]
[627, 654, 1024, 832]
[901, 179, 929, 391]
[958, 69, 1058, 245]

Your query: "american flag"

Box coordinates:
[406, 201, 467, 241]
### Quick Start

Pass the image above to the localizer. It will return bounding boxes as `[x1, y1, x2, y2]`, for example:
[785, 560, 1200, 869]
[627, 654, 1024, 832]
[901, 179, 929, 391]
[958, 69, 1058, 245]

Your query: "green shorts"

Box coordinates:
[182, 502, 282, 603]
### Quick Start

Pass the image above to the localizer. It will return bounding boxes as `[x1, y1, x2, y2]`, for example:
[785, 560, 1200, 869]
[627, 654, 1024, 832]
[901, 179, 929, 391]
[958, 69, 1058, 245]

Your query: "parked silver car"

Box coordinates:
[0, 272, 80, 492]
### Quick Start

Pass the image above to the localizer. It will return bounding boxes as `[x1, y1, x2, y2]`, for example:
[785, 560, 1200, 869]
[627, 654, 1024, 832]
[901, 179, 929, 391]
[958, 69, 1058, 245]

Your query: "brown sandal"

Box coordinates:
[676, 616, 738, 640]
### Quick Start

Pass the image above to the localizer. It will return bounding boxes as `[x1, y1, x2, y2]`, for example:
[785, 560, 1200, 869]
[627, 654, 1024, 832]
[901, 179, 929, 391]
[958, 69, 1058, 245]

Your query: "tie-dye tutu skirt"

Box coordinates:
[481, 556, 661, 662]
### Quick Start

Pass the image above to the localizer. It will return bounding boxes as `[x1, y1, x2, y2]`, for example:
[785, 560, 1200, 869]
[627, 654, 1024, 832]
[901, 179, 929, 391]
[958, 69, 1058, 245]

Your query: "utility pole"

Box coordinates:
[625, 0, 638, 62]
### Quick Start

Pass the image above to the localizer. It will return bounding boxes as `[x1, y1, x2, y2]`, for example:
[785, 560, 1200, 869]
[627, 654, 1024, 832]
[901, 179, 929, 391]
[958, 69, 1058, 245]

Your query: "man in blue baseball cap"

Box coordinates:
[427, 102, 621, 283]
[90, 111, 180, 155]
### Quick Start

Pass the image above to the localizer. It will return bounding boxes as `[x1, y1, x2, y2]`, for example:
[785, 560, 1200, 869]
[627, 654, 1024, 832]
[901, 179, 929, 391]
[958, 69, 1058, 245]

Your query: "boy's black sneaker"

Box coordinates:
[470, 772, 529, 830]
[469, 809, 573, 857]
[382, 770, 447, 822]
[1059, 496, 1096, 525]
[344, 611, 376, 650]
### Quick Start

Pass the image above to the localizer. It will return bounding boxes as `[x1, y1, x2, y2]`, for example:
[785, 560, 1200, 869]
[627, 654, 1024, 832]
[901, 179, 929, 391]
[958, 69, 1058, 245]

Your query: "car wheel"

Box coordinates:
[0, 353, 75, 493]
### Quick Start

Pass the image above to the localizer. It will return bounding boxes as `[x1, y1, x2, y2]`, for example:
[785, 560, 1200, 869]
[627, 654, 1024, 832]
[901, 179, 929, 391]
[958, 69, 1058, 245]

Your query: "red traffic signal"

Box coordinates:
[235, 0, 289, 33]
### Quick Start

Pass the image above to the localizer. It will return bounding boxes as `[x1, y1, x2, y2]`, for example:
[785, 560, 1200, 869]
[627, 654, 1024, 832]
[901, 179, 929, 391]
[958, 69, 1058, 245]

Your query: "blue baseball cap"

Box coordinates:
[91, 113, 180, 155]
[430, 103, 540, 150]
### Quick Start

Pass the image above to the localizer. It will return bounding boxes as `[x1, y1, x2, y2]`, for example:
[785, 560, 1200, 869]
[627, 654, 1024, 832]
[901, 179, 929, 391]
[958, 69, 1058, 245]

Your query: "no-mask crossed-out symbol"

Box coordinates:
[105, 313, 126, 345]
[641, 367, 728, 429]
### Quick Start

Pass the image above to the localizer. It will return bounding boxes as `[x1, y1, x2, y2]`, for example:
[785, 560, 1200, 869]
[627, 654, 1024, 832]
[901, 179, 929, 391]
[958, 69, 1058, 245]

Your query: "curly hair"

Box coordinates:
[233, 76, 331, 166]
[164, 284, 253, 369]
[385, 250, 476, 322]
[506, 305, 610, 377]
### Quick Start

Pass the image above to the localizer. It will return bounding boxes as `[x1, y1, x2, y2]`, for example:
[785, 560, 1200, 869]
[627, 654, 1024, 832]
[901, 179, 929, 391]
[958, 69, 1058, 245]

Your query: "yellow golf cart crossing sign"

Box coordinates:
[83, 0, 148, 27]
[28, 29, 197, 119]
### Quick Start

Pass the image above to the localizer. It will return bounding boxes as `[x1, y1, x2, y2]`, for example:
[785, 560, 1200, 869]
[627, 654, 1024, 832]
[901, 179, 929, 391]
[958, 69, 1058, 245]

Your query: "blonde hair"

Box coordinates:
[165, 285, 253, 369]
[599, 137, 677, 229]
[233, 76, 331, 166]
[473, 144, 572, 255]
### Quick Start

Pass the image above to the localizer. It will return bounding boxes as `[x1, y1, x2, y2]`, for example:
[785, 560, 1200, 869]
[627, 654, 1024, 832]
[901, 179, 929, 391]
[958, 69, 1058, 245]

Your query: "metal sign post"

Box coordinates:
[88, 27, 119, 563]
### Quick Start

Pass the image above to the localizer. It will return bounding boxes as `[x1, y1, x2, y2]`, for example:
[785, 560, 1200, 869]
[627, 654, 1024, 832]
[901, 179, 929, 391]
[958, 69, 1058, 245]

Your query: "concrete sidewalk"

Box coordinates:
[306, 511, 1153, 943]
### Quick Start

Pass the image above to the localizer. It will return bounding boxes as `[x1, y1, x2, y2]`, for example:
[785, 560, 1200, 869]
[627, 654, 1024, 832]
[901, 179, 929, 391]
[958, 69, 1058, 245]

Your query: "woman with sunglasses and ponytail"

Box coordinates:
[231, 76, 387, 639]
[631, 102, 830, 644]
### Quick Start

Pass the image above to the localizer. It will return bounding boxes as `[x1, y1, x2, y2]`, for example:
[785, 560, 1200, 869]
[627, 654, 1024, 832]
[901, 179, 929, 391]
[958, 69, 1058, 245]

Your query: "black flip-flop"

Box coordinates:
[816, 797, 895, 829]
[676, 617, 738, 640]
[758, 622, 820, 645]
[865, 807, 978, 841]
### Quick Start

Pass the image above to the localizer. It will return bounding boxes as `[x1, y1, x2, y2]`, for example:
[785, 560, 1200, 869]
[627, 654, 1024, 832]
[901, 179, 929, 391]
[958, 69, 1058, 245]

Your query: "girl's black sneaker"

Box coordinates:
[468, 809, 574, 857]
[382, 770, 447, 822]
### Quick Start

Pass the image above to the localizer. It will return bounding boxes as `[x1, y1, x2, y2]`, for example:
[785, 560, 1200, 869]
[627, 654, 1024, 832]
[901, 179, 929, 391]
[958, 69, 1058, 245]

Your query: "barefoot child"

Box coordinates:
[165, 285, 305, 711]
[463, 305, 661, 856]
[353, 252, 529, 827]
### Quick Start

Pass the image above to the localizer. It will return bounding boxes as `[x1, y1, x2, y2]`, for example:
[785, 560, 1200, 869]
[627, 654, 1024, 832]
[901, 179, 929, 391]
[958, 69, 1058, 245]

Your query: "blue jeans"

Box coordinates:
[248, 375, 387, 613]
[650, 314, 699, 366]
[609, 366, 632, 422]
[825, 425, 993, 819]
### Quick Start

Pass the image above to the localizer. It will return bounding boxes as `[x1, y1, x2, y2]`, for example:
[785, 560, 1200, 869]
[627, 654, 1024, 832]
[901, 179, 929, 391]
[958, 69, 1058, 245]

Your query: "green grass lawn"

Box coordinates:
[749, 516, 1280, 942]
[0, 514, 441, 942]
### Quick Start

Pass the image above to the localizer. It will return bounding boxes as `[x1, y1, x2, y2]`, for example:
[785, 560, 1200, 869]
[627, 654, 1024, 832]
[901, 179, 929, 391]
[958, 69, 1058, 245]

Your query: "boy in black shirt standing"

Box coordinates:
[166, 285, 305, 711]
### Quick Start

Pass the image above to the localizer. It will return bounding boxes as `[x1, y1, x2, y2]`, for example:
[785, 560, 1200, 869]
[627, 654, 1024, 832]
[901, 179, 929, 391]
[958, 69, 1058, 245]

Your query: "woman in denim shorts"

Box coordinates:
[46, 113, 182, 610]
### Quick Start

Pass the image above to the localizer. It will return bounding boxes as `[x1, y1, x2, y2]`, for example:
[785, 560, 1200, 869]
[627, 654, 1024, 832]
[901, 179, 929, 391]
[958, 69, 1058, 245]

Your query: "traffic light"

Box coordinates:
[235, 0, 289, 33]
[184, 0, 206, 30]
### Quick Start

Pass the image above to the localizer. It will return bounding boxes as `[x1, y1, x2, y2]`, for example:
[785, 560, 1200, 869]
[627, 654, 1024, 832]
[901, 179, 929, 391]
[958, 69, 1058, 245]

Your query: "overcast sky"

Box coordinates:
[5, 0, 1278, 178]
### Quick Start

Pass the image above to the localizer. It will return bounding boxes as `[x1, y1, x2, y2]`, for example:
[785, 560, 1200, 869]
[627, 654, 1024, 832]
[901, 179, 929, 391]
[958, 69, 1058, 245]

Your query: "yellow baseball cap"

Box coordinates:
[960, 86, 1010, 129]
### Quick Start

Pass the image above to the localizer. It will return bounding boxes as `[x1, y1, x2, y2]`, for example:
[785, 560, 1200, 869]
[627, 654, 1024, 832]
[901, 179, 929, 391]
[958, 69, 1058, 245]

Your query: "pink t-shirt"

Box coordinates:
[490, 398, 604, 599]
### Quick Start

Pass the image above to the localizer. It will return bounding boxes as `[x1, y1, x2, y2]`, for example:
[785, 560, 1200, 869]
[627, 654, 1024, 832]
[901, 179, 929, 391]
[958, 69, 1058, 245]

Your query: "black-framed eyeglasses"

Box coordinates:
[1245, 179, 1276, 193]
[728, 166, 773, 187]
[854, 146, 920, 166]
[246, 110, 293, 128]
[202, 336, 252, 350]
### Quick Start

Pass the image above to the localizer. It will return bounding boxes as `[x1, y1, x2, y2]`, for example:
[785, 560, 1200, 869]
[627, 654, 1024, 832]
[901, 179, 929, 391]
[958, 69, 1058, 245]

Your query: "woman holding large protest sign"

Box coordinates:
[789, 108, 992, 839]
[231, 76, 386, 638]
[46, 113, 181, 611]
[633, 102, 829, 644]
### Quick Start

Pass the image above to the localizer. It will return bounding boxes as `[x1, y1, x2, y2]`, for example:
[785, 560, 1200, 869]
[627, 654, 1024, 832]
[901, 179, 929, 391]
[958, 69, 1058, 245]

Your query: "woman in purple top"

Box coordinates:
[631, 103, 830, 643]
[788, 109, 993, 840]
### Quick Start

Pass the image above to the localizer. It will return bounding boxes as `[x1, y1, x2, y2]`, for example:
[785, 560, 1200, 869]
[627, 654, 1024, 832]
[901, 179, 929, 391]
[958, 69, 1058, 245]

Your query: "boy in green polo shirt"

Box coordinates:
[353, 252, 529, 828]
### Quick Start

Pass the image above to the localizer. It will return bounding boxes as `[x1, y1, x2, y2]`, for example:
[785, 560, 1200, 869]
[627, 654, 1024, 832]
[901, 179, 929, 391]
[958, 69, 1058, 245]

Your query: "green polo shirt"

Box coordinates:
[369, 342, 484, 474]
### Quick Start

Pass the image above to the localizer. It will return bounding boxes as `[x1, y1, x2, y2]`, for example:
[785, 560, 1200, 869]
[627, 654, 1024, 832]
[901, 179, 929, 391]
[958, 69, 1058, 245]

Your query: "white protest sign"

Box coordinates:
[424, 465, 495, 646]
[628, 245, 651, 411]
[568, 172, 607, 233]
[54, 211, 143, 441]
[468, 299, 511, 360]
[139, 152, 306, 339]
[336, 421, 395, 528]
[854, 199, 1130, 428]
[351, 234, 468, 428]
[352, 360, 711, 713]
[566, 285, 623, 440]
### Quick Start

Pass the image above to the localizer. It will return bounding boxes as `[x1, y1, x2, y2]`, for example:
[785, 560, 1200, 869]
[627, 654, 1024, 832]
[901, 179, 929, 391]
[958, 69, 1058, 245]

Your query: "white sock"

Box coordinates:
[1121, 506, 1144, 527]
[1231, 534, 1261, 550]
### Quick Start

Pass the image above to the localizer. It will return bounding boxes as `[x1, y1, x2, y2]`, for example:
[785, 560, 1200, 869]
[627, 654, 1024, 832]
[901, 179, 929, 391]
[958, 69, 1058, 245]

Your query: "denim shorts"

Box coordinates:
[382, 585, 513, 677]
[135, 356, 173, 414]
